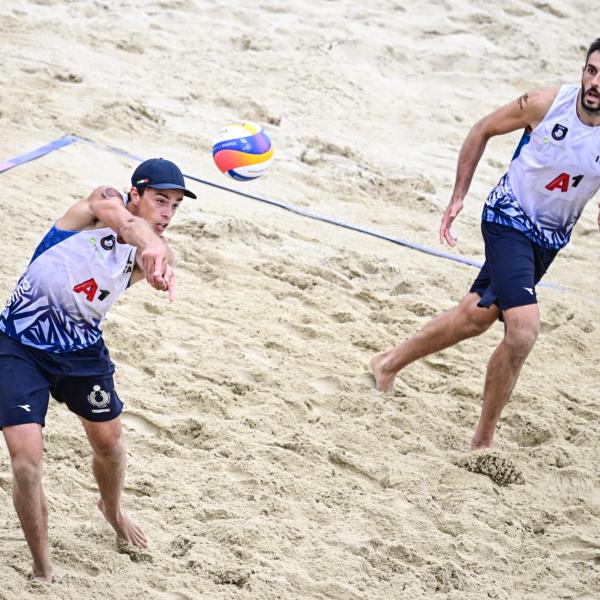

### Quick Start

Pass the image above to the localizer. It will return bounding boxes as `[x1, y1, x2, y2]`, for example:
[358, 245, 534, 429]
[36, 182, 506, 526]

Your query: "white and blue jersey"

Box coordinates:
[483, 84, 600, 249]
[0, 224, 135, 353]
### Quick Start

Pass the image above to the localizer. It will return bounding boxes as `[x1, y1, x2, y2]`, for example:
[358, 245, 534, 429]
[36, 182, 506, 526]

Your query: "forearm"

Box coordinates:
[117, 215, 161, 251]
[450, 122, 489, 202]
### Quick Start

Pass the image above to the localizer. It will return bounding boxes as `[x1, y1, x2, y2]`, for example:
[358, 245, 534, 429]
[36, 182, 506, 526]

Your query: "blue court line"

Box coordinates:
[74, 136, 484, 268]
[0, 135, 591, 299]
[0, 135, 80, 174]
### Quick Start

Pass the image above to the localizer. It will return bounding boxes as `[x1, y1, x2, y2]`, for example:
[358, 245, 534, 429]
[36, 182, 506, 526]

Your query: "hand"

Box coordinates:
[140, 240, 169, 291]
[164, 264, 176, 303]
[439, 198, 464, 247]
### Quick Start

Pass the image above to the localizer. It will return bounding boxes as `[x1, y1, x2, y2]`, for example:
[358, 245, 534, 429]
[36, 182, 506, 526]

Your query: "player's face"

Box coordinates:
[581, 51, 600, 113]
[133, 188, 184, 236]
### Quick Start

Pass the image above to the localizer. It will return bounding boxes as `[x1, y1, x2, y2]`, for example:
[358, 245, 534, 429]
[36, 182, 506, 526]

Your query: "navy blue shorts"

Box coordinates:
[470, 221, 559, 312]
[0, 331, 123, 428]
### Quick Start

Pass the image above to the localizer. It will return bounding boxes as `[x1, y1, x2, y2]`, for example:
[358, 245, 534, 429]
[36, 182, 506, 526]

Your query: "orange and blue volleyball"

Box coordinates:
[212, 122, 273, 181]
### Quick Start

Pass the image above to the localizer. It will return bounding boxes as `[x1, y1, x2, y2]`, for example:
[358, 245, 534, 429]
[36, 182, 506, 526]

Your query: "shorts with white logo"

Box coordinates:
[470, 221, 559, 312]
[0, 331, 123, 428]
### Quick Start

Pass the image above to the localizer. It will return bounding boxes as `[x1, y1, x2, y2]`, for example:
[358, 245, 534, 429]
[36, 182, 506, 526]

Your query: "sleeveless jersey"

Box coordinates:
[0, 221, 136, 353]
[483, 84, 600, 249]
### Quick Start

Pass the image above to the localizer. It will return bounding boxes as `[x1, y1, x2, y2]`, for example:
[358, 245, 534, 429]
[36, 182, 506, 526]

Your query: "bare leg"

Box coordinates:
[471, 304, 540, 450]
[371, 292, 500, 392]
[80, 417, 148, 549]
[3, 424, 53, 583]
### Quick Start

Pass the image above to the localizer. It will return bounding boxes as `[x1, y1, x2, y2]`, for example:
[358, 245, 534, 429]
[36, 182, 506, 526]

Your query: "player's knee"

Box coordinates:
[461, 304, 495, 336]
[11, 455, 42, 486]
[505, 320, 539, 354]
[85, 418, 124, 458]
[91, 434, 123, 462]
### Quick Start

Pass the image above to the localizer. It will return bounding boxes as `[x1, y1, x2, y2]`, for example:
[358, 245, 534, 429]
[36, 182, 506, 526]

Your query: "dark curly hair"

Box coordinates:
[586, 38, 600, 63]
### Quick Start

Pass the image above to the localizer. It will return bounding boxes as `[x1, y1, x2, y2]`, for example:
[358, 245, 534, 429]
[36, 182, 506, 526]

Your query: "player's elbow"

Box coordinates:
[88, 189, 133, 233]
[471, 117, 495, 142]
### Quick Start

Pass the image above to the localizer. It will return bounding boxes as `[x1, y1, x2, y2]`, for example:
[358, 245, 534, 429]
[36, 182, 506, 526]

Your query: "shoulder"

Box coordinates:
[478, 87, 561, 137]
[522, 86, 561, 113]
[56, 186, 125, 232]
[515, 87, 561, 129]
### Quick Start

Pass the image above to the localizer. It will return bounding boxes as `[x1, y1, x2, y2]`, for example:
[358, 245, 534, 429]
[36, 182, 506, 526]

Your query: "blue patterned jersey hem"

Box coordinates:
[483, 174, 571, 250]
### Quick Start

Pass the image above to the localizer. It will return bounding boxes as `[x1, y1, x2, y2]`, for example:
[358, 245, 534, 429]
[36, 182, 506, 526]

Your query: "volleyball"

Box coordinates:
[212, 122, 273, 181]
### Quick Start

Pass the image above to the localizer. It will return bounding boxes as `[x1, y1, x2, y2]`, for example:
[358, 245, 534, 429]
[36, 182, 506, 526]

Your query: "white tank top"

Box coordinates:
[0, 221, 136, 353]
[483, 84, 600, 248]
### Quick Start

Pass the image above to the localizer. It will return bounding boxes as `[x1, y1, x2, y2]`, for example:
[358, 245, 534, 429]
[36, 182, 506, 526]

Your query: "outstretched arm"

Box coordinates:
[57, 186, 172, 295]
[439, 87, 559, 246]
[130, 241, 176, 302]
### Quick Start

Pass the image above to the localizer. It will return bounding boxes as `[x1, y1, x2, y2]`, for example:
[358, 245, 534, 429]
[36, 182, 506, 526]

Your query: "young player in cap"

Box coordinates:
[0, 158, 195, 583]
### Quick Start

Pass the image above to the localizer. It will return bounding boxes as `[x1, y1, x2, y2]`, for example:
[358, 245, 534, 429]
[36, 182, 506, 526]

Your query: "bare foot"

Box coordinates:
[470, 438, 494, 451]
[369, 352, 396, 393]
[32, 566, 53, 585]
[97, 499, 148, 549]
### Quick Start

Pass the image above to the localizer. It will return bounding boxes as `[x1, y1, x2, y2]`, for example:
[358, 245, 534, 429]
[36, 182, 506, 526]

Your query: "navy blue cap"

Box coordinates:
[131, 158, 196, 199]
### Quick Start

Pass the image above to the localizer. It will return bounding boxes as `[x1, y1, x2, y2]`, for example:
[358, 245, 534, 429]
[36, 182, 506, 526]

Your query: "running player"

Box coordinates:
[371, 39, 600, 450]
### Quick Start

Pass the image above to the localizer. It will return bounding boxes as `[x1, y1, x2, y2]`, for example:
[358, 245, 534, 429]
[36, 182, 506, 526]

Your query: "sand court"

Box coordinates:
[1, 1, 600, 598]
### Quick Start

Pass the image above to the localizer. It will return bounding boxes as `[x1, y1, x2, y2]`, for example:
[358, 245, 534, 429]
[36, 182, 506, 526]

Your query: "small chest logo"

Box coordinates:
[551, 123, 568, 141]
[101, 235, 116, 250]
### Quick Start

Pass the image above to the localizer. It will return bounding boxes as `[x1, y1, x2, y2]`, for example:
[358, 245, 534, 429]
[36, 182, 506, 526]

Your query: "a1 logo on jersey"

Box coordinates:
[545, 172, 583, 192]
[73, 278, 110, 302]
[551, 123, 568, 141]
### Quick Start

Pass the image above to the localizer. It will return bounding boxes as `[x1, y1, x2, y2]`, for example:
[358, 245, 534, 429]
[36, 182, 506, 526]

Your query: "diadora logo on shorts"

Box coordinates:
[87, 385, 111, 413]
[523, 287, 534, 295]
[551, 123, 568, 141]
[18, 404, 31, 412]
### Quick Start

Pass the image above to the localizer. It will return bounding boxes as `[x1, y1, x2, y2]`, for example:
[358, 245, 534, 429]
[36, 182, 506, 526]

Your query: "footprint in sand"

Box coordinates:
[117, 538, 153, 563]
[552, 467, 592, 494]
[554, 534, 600, 562]
[308, 375, 341, 395]
[121, 412, 161, 437]
[224, 467, 258, 490]
[330, 311, 355, 323]
[170, 535, 194, 558]
[328, 449, 382, 489]
[455, 452, 524, 486]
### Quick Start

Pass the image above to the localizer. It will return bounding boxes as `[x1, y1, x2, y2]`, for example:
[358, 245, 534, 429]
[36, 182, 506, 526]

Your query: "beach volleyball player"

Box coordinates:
[0, 158, 196, 583]
[371, 39, 600, 450]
